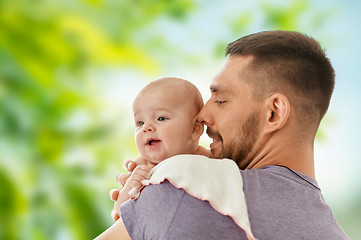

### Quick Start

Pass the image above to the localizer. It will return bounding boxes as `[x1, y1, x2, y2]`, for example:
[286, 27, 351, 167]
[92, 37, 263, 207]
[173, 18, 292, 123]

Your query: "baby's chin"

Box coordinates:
[145, 154, 173, 166]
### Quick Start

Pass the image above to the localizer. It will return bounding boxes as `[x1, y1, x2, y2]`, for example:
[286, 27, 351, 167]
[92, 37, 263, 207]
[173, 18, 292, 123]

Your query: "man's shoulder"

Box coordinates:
[240, 166, 350, 240]
[120, 180, 186, 224]
[139, 180, 186, 203]
[139, 181, 249, 239]
[121, 180, 249, 240]
[120, 181, 187, 239]
[240, 165, 320, 188]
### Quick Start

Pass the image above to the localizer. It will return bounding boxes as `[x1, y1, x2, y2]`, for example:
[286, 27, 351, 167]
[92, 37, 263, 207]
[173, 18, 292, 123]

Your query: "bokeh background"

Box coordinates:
[1, 0, 360, 239]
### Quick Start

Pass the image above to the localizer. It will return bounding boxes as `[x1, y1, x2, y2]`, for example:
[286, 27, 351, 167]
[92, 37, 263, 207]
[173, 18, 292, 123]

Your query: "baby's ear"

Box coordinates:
[191, 119, 204, 140]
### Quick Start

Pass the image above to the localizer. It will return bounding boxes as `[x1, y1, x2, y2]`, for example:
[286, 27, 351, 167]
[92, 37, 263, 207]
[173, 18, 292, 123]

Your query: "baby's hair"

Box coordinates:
[136, 77, 204, 116]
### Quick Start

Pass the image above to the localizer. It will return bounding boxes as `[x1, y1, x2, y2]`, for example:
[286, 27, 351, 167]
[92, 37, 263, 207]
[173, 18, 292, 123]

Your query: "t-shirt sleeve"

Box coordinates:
[119, 180, 185, 240]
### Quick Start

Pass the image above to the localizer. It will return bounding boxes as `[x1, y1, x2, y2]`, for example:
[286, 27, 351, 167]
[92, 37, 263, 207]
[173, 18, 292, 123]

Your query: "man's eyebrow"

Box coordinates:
[210, 84, 219, 92]
[210, 84, 228, 93]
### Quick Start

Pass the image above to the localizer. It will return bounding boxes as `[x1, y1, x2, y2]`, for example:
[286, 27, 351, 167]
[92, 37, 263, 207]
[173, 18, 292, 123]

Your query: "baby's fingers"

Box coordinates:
[129, 187, 140, 199]
[109, 189, 119, 201]
[111, 208, 120, 221]
[129, 176, 145, 189]
[123, 159, 137, 172]
[116, 172, 130, 187]
[132, 165, 152, 179]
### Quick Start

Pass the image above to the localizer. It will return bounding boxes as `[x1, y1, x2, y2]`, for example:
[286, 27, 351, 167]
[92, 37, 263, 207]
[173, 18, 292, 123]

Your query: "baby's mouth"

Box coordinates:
[146, 138, 161, 146]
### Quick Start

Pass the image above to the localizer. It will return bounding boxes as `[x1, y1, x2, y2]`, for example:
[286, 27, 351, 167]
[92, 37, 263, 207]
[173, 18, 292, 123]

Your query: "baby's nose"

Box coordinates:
[143, 122, 155, 132]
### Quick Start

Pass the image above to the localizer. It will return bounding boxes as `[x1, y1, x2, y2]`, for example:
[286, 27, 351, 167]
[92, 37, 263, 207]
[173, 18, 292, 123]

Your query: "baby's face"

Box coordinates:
[133, 87, 196, 165]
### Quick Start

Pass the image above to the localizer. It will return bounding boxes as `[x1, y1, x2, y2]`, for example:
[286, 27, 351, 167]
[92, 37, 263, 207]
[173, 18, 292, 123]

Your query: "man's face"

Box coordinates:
[197, 55, 261, 168]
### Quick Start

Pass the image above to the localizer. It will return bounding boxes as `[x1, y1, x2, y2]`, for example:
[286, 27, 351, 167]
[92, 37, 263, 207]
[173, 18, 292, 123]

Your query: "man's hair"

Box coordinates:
[226, 31, 335, 130]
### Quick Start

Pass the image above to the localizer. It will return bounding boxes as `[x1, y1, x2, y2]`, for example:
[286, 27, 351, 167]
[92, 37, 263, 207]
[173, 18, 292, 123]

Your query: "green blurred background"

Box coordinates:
[1, 0, 360, 239]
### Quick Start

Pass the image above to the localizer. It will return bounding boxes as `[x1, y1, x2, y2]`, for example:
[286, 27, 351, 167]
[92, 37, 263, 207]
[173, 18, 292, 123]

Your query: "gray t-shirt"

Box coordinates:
[120, 165, 349, 240]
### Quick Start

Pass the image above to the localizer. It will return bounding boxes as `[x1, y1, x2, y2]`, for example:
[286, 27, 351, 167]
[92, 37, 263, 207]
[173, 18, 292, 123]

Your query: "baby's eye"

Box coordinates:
[136, 121, 144, 127]
[157, 116, 168, 121]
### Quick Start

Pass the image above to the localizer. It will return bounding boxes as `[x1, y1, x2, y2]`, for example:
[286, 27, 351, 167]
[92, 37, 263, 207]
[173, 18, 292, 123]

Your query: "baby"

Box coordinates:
[111, 77, 209, 220]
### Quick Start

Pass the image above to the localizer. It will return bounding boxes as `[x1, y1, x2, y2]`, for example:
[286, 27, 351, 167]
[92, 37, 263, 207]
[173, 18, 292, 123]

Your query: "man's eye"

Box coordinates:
[137, 121, 144, 126]
[157, 116, 168, 121]
[215, 100, 226, 105]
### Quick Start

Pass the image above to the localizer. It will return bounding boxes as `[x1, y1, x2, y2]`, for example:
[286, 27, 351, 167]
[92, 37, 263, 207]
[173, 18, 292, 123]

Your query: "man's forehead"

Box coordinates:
[210, 74, 233, 94]
[210, 55, 254, 93]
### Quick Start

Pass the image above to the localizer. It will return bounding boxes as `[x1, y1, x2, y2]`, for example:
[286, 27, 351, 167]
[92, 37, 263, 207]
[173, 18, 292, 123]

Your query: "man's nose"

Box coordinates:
[197, 101, 213, 126]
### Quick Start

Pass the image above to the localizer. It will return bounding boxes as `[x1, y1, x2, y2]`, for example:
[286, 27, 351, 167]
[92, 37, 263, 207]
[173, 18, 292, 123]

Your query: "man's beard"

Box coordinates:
[206, 111, 259, 168]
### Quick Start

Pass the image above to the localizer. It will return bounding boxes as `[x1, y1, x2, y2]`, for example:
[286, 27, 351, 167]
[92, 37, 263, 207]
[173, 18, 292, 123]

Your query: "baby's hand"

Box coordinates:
[110, 157, 148, 221]
[110, 164, 152, 221]
[111, 156, 148, 192]
[123, 164, 152, 199]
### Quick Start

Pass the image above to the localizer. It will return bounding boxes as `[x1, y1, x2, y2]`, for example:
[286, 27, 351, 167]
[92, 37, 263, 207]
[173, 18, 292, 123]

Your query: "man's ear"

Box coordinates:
[263, 93, 290, 134]
[191, 119, 204, 140]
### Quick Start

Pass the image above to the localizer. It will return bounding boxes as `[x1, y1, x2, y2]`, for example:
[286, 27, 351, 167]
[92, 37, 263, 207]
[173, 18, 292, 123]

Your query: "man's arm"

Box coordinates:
[94, 217, 131, 240]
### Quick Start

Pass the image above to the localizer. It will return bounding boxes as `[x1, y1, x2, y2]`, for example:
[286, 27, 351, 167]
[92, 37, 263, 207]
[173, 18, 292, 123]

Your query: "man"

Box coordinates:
[103, 31, 350, 239]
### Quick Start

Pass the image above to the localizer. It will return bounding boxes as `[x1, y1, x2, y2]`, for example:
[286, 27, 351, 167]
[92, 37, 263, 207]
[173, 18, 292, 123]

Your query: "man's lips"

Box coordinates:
[210, 138, 221, 149]
[206, 127, 222, 149]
